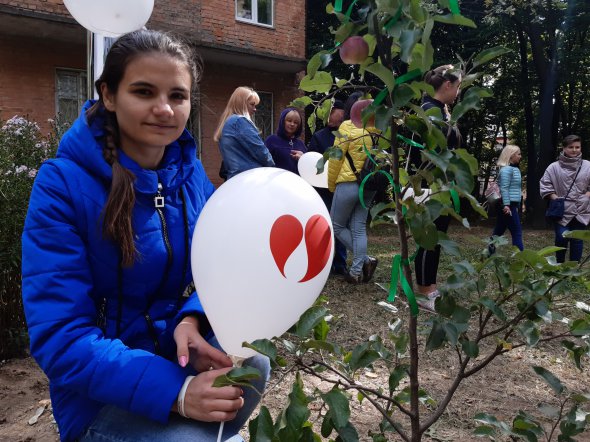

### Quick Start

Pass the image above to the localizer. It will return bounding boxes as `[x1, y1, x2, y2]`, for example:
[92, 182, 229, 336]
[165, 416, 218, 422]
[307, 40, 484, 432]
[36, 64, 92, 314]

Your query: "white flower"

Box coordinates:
[15, 165, 28, 175]
[27, 169, 38, 178]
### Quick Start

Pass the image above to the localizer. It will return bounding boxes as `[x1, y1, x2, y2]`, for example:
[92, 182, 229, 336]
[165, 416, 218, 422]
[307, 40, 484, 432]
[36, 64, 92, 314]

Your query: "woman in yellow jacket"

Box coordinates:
[328, 93, 379, 284]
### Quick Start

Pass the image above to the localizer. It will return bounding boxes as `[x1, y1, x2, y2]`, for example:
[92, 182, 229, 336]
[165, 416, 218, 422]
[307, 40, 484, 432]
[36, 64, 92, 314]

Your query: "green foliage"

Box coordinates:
[259, 0, 590, 441]
[0, 115, 61, 359]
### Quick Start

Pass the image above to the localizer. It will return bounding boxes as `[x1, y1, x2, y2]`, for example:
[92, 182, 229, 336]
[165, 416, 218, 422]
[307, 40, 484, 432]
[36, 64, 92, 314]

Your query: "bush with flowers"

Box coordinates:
[0, 115, 61, 358]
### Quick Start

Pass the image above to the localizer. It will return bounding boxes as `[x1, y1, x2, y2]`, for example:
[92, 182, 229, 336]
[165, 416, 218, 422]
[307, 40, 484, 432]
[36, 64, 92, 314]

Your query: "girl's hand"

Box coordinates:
[182, 369, 244, 421]
[290, 150, 303, 160]
[503, 205, 512, 216]
[174, 316, 232, 372]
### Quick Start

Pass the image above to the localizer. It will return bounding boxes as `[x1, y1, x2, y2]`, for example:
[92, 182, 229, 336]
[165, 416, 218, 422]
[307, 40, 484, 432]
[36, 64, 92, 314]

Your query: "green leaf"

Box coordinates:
[537, 246, 564, 257]
[314, 317, 330, 341]
[299, 71, 333, 94]
[243, 339, 282, 367]
[213, 366, 262, 388]
[322, 388, 351, 429]
[453, 148, 479, 175]
[570, 319, 590, 337]
[563, 229, 590, 241]
[363, 33, 377, 57]
[349, 342, 380, 372]
[393, 83, 418, 107]
[532, 366, 564, 395]
[425, 319, 446, 351]
[472, 46, 511, 69]
[538, 403, 560, 419]
[474, 425, 495, 436]
[277, 374, 311, 441]
[443, 322, 459, 345]
[291, 306, 329, 338]
[434, 13, 476, 28]
[365, 62, 396, 92]
[399, 29, 421, 63]
[461, 340, 479, 358]
[388, 365, 409, 393]
[307, 52, 323, 79]
[517, 320, 540, 347]
[478, 297, 507, 322]
[248, 406, 276, 441]
[474, 412, 500, 425]
[303, 339, 335, 352]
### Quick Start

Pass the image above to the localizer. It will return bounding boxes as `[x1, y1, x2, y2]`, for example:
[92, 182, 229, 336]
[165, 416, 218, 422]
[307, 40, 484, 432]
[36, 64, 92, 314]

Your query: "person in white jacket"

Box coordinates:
[540, 134, 590, 263]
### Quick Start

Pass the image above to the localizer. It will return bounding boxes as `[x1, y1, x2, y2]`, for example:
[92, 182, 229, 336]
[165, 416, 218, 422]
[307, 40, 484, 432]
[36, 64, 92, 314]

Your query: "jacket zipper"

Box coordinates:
[145, 181, 174, 354]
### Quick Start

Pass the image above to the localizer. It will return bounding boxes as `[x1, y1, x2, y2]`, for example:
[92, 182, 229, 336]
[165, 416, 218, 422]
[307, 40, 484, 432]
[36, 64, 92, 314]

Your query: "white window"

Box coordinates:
[55, 69, 87, 126]
[254, 91, 273, 140]
[236, 0, 273, 27]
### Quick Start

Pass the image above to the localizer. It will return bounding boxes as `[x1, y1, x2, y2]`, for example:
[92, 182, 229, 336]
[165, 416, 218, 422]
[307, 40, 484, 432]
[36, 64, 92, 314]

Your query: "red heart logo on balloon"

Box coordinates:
[269, 214, 332, 282]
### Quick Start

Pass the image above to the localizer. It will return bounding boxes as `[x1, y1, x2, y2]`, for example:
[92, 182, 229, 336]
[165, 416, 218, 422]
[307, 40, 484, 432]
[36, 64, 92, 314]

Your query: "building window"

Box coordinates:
[254, 91, 273, 140]
[55, 69, 87, 126]
[236, 0, 273, 27]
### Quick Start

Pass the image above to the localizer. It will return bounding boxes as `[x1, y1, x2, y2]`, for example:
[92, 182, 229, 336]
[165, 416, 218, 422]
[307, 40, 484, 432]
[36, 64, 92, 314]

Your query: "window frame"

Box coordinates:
[254, 91, 274, 141]
[235, 0, 274, 28]
[54, 68, 88, 126]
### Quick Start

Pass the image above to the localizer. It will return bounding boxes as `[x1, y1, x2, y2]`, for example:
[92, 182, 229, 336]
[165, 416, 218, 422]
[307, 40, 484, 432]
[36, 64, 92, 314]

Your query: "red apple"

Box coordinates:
[350, 99, 374, 128]
[339, 36, 369, 65]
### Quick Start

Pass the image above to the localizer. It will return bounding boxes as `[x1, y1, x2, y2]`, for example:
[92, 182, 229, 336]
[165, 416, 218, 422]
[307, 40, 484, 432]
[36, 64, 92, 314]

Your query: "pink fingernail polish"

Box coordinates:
[179, 356, 187, 367]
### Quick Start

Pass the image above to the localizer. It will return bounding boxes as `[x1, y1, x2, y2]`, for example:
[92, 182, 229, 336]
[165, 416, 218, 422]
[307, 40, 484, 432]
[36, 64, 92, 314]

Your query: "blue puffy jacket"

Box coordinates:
[21, 101, 215, 441]
[498, 164, 522, 206]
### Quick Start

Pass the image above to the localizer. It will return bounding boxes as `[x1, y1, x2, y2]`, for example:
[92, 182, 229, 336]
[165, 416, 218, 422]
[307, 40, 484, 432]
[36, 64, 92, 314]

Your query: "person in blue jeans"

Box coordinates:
[489, 145, 524, 253]
[21, 30, 269, 442]
[540, 134, 590, 262]
[308, 99, 348, 275]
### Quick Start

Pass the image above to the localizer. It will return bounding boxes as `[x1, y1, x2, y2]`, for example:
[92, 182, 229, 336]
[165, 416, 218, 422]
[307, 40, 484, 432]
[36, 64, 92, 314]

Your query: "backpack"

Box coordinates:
[345, 149, 391, 192]
[484, 180, 501, 205]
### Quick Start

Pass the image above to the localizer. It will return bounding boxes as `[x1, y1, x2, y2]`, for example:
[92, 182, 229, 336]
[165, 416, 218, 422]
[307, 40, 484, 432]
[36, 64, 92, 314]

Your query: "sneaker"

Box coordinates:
[362, 256, 379, 283]
[487, 237, 496, 256]
[331, 266, 349, 276]
[417, 290, 440, 312]
[344, 272, 362, 284]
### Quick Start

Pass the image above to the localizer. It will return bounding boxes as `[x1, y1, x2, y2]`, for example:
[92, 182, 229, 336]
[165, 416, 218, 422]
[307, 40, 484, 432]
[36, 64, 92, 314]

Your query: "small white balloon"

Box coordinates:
[298, 152, 329, 188]
[191, 168, 334, 358]
[64, 0, 154, 37]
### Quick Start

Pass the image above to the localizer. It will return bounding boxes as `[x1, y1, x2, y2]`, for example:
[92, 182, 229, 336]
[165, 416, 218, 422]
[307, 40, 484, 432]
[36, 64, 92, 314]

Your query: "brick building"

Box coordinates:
[0, 0, 306, 185]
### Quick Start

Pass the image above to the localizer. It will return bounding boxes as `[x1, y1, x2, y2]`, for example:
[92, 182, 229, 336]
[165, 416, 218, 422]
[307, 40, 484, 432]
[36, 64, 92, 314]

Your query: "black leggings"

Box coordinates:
[414, 215, 451, 286]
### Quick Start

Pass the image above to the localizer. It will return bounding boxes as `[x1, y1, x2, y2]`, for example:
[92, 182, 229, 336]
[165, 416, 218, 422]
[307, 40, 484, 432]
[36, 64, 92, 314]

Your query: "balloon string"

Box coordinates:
[217, 421, 224, 442]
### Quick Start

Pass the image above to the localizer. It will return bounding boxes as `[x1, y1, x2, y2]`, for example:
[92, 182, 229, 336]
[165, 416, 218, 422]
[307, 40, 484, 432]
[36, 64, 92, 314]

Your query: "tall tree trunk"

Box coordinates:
[516, 27, 538, 225]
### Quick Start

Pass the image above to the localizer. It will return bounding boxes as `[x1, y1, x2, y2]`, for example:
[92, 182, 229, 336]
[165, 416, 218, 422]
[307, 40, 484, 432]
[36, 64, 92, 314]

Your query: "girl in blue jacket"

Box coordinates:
[21, 30, 269, 442]
[489, 144, 524, 252]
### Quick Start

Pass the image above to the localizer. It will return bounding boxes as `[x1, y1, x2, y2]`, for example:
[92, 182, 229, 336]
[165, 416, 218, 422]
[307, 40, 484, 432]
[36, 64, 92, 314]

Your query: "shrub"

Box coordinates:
[0, 116, 60, 359]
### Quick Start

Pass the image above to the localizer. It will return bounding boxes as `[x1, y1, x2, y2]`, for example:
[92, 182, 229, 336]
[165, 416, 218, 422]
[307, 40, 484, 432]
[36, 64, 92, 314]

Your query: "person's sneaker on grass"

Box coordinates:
[417, 290, 440, 312]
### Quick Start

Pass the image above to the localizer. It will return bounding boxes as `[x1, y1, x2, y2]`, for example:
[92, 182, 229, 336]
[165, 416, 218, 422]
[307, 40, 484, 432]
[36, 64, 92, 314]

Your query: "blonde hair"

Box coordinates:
[213, 86, 260, 141]
[497, 144, 520, 168]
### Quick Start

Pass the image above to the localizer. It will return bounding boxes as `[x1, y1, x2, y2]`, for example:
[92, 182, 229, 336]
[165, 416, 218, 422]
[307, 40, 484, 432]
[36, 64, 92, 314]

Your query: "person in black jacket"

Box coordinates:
[408, 65, 462, 311]
[308, 99, 349, 275]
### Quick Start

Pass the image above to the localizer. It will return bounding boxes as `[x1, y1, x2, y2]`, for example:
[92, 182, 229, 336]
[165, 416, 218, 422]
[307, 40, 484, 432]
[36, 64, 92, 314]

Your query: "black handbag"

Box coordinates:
[545, 165, 581, 221]
[344, 149, 391, 192]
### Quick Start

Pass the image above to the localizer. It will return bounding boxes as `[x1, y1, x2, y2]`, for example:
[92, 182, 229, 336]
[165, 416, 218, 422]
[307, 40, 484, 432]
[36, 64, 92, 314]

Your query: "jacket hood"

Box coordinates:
[56, 100, 198, 195]
[277, 107, 303, 140]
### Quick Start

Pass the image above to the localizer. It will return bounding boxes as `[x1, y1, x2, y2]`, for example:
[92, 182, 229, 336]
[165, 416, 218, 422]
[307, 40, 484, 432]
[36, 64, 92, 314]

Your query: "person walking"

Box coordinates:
[489, 144, 524, 254]
[328, 93, 379, 284]
[308, 99, 348, 275]
[540, 134, 590, 262]
[265, 107, 306, 174]
[214, 86, 274, 180]
[408, 65, 462, 311]
[21, 30, 269, 442]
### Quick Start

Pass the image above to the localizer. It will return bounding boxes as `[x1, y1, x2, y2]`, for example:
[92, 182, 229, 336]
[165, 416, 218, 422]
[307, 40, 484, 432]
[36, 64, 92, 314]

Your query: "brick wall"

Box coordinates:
[0, 34, 85, 131]
[197, 61, 302, 187]
[0, 0, 306, 60]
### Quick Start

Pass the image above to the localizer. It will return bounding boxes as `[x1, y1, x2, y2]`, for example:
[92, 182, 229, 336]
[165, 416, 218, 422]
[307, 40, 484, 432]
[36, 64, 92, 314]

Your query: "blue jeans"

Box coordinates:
[317, 187, 348, 272]
[330, 182, 375, 277]
[492, 202, 524, 251]
[554, 218, 587, 263]
[79, 346, 270, 442]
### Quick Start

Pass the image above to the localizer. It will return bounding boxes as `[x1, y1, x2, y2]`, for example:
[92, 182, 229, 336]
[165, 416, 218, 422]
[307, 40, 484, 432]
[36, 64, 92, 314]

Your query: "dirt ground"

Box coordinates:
[1, 226, 589, 441]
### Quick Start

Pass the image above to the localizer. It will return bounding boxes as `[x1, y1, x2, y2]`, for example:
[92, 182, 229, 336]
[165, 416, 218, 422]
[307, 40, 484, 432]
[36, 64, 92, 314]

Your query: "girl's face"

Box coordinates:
[283, 111, 301, 137]
[440, 79, 461, 105]
[510, 149, 522, 164]
[247, 96, 258, 117]
[102, 53, 192, 169]
[563, 141, 582, 158]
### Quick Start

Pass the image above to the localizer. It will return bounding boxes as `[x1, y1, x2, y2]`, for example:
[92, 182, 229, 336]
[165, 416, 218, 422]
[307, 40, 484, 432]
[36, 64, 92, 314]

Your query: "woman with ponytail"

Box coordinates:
[22, 29, 268, 442]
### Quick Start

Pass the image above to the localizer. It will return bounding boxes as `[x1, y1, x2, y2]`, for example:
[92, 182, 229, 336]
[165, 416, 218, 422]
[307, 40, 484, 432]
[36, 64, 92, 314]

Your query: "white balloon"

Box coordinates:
[298, 152, 329, 188]
[64, 0, 154, 37]
[403, 187, 432, 205]
[191, 168, 334, 358]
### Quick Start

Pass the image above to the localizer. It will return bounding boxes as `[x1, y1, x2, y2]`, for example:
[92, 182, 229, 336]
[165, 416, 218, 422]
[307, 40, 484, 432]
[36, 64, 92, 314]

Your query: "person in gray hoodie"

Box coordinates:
[540, 134, 590, 262]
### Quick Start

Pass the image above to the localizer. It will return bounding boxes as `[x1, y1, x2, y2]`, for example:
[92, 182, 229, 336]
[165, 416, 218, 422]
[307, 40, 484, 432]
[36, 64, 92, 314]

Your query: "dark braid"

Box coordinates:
[102, 112, 137, 266]
[86, 29, 200, 266]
